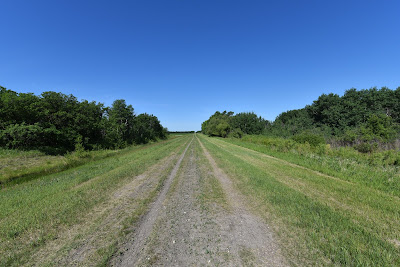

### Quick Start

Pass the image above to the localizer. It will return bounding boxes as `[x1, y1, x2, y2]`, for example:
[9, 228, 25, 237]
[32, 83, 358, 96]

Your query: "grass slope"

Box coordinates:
[0, 148, 121, 187]
[225, 136, 400, 197]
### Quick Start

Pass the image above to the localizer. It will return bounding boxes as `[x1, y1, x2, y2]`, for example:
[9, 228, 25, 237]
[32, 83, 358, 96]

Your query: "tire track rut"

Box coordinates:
[197, 136, 287, 266]
[112, 135, 286, 266]
[113, 137, 193, 266]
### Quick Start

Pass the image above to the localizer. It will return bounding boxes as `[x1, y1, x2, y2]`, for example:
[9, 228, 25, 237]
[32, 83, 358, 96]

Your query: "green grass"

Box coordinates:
[238, 246, 256, 266]
[198, 134, 400, 266]
[194, 137, 228, 211]
[0, 138, 185, 188]
[223, 135, 400, 198]
[0, 147, 121, 187]
[0, 135, 191, 266]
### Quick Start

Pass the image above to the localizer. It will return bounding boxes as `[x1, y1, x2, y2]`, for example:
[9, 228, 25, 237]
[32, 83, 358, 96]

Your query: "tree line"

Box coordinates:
[269, 87, 400, 149]
[202, 87, 400, 152]
[201, 111, 269, 138]
[0, 86, 167, 154]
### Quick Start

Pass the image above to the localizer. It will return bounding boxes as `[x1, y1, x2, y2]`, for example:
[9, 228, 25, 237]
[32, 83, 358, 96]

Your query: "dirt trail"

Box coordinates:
[112, 135, 286, 266]
[28, 140, 185, 266]
[197, 136, 287, 266]
[113, 137, 193, 266]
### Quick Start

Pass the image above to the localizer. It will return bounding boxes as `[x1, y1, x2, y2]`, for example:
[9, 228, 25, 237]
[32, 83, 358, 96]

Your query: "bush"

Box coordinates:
[228, 128, 244, 138]
[315, 144, 331, 155]
[0, 123, 44, 149]
[292, 131, 326, 147]
[354, 143, 377, 153]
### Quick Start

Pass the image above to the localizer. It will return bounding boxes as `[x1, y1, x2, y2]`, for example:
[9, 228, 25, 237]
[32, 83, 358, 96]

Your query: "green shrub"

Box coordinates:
[228, 128, 244, 138]
[0, 123, 44, 149]
[354, 143, 376, 153]
[315, 144, 331, 155]
[292, 131, 326, 147]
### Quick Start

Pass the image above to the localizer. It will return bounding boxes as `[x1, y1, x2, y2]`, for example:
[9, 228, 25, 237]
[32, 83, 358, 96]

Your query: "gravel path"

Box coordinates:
[113, 137, 193, 266]
[197, 136, 287, 266]
[112, 135, 287, 266]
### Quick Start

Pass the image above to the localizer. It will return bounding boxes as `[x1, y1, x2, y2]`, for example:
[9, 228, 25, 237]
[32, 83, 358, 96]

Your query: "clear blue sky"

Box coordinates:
[1, 0, 400, 131]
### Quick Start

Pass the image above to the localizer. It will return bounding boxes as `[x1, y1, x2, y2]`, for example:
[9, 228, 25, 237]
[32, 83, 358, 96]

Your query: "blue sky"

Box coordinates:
[1, 0, 400, 131]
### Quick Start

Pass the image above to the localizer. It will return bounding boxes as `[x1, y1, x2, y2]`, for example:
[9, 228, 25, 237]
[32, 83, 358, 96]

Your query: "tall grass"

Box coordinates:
[0, 138, 181, 187]
[224, 135, 400, 197]
[0, 148, 120, 187]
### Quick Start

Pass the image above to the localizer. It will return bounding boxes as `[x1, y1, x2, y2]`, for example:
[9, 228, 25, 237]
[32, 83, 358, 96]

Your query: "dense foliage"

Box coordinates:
[0, 86, 167, 153]
[271, 87, 400, 136]
[201, 111, 269, 138]
[267, 87, 400, 151]
[202, 87, 400, 152]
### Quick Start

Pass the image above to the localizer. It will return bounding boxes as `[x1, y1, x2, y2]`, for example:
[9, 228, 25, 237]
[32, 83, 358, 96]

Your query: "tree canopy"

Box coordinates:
[202, 87, 400, 152]
[0, 86, 167, 153]
[267, 87, 400, 141]
[202, 111, 269, 137]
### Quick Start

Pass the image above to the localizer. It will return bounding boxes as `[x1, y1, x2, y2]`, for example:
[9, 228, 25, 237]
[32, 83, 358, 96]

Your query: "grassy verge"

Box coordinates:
[0, 138, 178, 187]
[198, 134, 400, 266]
[0, 148, 122, 187]
[223, 135, 400, 198]
[0, 135, 190, 266]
